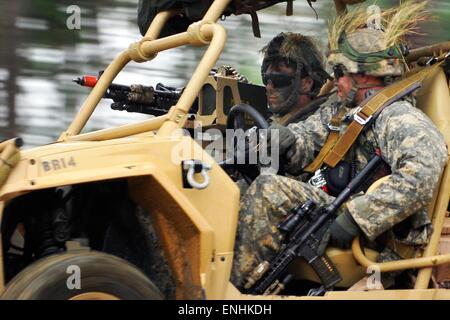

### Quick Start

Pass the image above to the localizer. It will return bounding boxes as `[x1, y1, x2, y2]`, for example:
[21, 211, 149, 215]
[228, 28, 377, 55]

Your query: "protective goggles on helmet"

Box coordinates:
[262, 73, 295, 88]
[338, 32, 404, 64]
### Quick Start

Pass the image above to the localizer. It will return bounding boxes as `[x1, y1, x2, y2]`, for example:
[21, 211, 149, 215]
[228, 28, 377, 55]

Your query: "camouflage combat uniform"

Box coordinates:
[231, 98, 447, 288]
[232, 4, 449, 289]
[235, 32, 331, 194]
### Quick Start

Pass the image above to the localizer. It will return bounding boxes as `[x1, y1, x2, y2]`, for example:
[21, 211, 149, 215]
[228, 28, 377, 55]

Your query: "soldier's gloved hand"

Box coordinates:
[328, 210, 360, 249]
[128, 84, 154, 104]
[267, 123, 296, 157]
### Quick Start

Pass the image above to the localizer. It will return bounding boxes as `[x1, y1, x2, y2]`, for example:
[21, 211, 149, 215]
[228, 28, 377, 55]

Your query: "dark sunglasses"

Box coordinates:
[262, 73, 294, 88]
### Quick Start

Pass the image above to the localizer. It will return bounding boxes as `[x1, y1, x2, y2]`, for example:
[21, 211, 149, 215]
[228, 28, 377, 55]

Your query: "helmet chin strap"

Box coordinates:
[344, 79, 359, 108]
[344, 76, 382, 108]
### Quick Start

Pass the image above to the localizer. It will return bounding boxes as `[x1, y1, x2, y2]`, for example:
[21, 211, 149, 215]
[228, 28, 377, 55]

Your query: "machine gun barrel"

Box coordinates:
[73, 75, 185, 116]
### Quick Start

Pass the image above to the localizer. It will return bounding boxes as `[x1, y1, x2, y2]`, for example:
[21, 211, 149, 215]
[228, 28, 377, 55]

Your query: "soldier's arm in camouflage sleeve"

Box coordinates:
[346, 101, 448, 241]
[284, 102, 336, 175]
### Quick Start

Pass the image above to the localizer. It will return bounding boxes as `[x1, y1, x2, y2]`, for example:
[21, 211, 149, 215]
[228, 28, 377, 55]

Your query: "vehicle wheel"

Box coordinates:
[1, 251, 163, 300]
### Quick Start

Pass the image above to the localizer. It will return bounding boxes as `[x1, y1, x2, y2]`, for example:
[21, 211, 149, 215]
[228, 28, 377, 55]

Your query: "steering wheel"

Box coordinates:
[223, 103, 270, 182]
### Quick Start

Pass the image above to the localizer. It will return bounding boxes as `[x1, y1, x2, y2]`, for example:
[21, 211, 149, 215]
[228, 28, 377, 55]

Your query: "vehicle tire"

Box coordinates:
[1, 251, 163, 300]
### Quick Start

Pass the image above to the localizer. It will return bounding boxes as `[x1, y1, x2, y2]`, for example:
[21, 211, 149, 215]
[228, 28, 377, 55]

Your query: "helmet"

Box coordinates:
[327, 28, 407, 78]
[327, 1, 429, 78]
[326, 1, 429, 107]
[261, 32, 331, 114]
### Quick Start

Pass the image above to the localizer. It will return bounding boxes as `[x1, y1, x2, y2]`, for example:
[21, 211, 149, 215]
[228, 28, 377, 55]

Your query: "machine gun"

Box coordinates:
[244, 154, 383, 296]
[73, 66, 268, 129]
[73, 73, 196, 116]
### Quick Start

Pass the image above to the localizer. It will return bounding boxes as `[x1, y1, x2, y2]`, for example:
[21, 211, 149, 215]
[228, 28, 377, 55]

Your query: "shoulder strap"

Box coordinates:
[303, 107, 347, 173]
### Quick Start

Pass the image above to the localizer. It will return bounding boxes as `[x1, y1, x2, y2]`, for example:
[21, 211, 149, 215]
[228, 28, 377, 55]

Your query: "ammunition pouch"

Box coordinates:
[322, 156, 390, 197]
[324, 161, 352, 197]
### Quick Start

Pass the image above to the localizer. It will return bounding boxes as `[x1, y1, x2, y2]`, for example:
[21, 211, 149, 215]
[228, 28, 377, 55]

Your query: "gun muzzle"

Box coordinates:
[72, 75, 98, 88]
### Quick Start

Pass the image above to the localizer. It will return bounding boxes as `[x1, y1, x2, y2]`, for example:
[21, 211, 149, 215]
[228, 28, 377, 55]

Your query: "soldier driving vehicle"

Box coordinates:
[0, 0, 449, 300]
[234, 32, 333, 188]
[261, 32, 332, 125]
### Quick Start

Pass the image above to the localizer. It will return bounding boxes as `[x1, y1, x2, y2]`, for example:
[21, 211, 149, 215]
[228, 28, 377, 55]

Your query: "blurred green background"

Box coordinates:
[0, 0, 448, 147]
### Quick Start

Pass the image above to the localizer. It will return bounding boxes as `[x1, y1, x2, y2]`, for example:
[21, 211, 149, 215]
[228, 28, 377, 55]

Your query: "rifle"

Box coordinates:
[73, 73, 197, 116]
[244, 154, 383, 295]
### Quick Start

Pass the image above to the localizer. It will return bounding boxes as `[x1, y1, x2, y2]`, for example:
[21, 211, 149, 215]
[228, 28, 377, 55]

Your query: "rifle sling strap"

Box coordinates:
[305, 62, 443, 171]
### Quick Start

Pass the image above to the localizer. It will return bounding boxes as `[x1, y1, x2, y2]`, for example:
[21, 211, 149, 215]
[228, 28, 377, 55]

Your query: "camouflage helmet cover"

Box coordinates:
[327, 28, 406, 77]
[326, 0, 430, 77]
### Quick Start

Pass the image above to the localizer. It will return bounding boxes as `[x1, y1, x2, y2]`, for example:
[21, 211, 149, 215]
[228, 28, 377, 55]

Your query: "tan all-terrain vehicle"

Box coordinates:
[0, 0, 449, 300]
